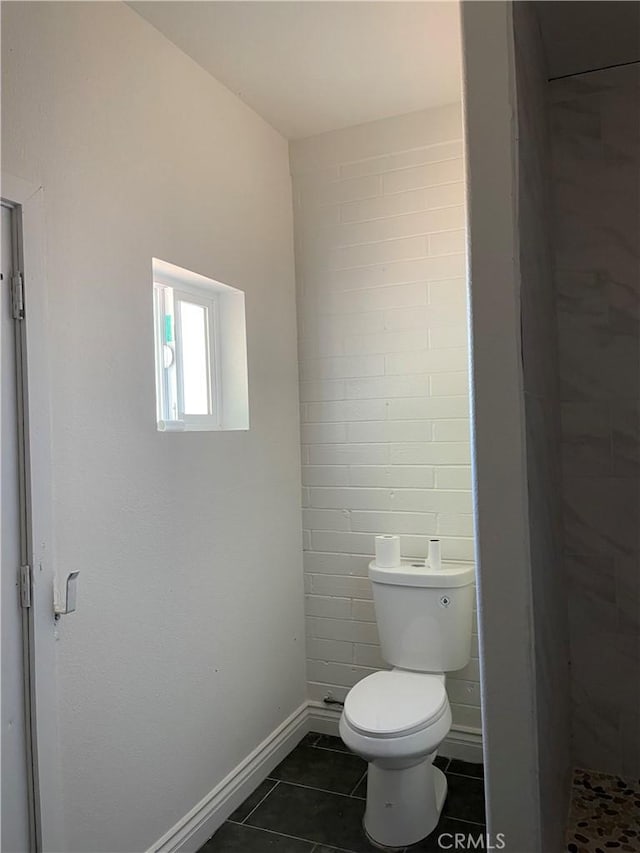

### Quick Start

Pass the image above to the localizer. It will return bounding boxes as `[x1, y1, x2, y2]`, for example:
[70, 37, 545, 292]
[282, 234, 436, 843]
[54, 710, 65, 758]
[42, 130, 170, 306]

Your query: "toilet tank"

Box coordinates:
[369, 561, 475, 672]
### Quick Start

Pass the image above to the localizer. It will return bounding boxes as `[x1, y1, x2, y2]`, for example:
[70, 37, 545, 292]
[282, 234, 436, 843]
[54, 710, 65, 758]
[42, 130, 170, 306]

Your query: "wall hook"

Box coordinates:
[54, 571, 80, 619]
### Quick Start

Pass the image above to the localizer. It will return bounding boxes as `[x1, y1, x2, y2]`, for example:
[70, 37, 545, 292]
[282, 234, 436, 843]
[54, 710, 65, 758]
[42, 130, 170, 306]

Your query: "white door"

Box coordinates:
[1, 202, 31, 853]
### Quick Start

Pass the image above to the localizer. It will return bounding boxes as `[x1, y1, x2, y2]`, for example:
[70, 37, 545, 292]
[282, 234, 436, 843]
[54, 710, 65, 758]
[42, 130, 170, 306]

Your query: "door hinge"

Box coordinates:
[19, 564, 32, 608]
[11, 272, 25, 320]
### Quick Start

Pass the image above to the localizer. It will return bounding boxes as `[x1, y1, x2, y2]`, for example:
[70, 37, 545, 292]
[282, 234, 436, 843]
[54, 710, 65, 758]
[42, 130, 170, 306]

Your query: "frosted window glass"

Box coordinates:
[179, 300, 210, 415]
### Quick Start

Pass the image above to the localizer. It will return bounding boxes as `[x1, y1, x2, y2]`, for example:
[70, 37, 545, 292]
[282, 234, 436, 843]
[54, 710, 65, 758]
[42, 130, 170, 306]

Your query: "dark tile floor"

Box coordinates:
[200, 732, 486, 852]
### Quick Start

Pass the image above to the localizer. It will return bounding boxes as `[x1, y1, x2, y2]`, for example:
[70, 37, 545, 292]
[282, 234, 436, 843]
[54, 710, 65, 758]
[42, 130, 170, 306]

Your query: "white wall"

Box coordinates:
[290, 107, 481, 735]
[1, 3, 305, 851]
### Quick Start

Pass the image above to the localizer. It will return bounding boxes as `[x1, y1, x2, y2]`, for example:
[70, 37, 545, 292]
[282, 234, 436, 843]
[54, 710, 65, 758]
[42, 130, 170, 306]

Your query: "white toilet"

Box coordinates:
[339, 559, 475, 849]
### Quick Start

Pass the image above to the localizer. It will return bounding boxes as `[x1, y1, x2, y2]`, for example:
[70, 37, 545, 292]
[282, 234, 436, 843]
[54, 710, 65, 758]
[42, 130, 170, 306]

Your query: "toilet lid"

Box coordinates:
[344, 671, 448, 738]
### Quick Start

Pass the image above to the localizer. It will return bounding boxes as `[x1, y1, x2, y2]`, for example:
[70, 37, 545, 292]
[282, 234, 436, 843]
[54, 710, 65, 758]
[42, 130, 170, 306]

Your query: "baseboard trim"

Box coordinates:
[307, 700, 484, 763]
[148, 702, 309, 853]
[440, 725, 484, 763]
[150, 699, 483, 852]
[306, 700, 342, 735]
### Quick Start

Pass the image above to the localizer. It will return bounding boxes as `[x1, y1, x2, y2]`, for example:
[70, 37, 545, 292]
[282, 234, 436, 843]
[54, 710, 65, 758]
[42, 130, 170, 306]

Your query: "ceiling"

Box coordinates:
[537, 1, 640, 80]
[128, 1, 462, 140]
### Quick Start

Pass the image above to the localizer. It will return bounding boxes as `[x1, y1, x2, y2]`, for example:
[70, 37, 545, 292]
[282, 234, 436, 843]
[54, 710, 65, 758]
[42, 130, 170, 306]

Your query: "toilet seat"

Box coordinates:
[344, 671, 448, 739]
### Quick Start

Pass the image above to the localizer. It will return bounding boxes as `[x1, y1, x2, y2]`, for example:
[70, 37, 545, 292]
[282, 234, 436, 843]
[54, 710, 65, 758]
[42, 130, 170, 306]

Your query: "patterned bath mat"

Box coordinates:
[566, 768, 640, 852]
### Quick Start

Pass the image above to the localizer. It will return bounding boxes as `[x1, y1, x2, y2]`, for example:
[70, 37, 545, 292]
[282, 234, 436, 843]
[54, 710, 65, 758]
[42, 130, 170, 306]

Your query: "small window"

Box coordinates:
[153, 259, 249, 432]
[154, 281, 220, 429]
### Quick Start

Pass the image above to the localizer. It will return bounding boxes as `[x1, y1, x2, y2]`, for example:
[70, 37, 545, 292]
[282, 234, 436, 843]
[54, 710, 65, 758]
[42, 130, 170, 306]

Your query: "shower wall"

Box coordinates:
[549, 63, 640, 778]
[513, 3, 571, 846]
[290, 106, 481, 736]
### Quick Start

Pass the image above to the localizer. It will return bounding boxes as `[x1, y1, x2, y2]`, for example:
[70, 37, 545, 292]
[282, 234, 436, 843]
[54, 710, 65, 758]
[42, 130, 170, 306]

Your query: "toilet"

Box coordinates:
[339, 559, 475, 849]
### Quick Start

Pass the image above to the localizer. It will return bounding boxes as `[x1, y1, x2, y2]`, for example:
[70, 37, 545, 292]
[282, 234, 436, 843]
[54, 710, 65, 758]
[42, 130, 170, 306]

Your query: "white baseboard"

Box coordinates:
[307, 700, 484, 764]
[306, 700, 343, 735]
[439, 725, 484, 764]
[148, 702, 309, 853]
[150, 699, 483, 852]
[306, 698, 342, 735]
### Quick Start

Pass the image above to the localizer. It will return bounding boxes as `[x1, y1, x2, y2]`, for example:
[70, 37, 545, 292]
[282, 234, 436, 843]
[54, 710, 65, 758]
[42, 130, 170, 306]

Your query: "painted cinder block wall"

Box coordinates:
[290, 106, 481, 735]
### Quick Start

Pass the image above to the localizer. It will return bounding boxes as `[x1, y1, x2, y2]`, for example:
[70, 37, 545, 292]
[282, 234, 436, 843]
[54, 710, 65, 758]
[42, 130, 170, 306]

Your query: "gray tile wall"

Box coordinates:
[513, 4, 572, 846]
[549, 63, 640, 777]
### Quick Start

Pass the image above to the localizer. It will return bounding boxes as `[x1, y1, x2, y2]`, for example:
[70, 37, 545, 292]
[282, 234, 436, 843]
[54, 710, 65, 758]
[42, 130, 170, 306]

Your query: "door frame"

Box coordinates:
[2, 196, 38, 853]
[2, 173, 65, 853]
[460, 2, 542, 850]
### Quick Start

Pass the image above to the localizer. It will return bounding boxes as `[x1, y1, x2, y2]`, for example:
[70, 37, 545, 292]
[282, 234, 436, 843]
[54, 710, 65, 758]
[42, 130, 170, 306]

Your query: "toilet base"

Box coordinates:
[363, 760, 447, 849]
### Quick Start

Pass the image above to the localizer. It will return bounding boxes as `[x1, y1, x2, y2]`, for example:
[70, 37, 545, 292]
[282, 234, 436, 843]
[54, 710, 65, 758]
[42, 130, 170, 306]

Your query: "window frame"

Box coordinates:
[153, 278, 222, 432]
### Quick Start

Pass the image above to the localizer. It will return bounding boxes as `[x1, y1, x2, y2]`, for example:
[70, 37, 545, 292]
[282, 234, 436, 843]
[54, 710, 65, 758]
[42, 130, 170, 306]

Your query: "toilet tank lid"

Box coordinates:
[368, 560, 474, 588]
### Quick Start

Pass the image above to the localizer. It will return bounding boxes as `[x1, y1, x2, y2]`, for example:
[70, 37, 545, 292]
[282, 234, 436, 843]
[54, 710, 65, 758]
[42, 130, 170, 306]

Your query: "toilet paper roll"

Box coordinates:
[428, 538, 441, 571]
[374, 535, 401, 568]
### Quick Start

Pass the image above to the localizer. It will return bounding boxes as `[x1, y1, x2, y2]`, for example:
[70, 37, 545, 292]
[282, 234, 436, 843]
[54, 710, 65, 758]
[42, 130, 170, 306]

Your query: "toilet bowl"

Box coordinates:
[340, 669, 452, 849]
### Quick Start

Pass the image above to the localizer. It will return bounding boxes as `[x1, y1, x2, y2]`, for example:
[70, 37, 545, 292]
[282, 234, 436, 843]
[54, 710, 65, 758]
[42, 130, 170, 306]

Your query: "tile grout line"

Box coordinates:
[447, 770, 484, 781]
[348, 769, 368, 797]
[270, 759, 482, 794]
[239, 780, 281, 825]
[231, 819, 325, 849]
[305, 749, 484, 782]
[310, 739, 485, 780]
[224, 737, 485, 850]
[229, 814, 485, 852]
[311, 745, 353, 757]
[444, 815, 486, 828]
[260, 779, 485, 827]
[241, 813, 384, 853]
[266, 776, 364, 800]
